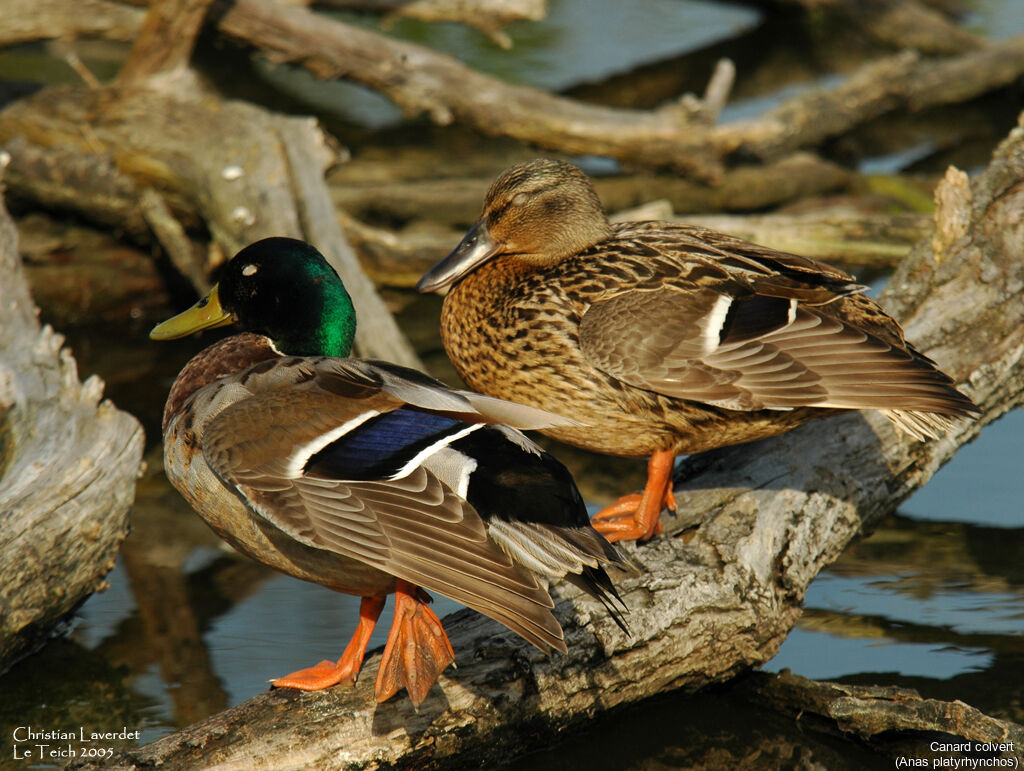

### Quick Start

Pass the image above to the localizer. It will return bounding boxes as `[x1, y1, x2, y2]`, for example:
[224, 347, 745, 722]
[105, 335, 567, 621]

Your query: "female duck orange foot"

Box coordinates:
[591, 450, 677, 543]
[375, 580, 456, 706]
[271, 595, 386, 691]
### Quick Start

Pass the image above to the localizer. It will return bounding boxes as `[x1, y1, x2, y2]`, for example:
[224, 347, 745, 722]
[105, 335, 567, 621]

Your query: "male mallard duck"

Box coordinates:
[417, 159, 978, 543]
[151, 236, 627, 706]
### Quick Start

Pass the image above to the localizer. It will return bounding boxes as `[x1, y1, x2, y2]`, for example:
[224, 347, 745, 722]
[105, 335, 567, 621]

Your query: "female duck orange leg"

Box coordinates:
[590, 449, 677, 543]
[271, 594, 387, 691]
[375, 580, 456, 706]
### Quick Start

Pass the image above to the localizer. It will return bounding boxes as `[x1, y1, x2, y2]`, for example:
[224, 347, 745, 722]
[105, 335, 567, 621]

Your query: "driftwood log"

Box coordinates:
[0, 158, 144, 673]
[1, 0, 421, 367]
[342, 204, 928, 288]
[318, 0, 547, 49]
[78, 105, 1024, 769]
[738, 671, 1024, 755]
[0, 81, 421, 368]
[7, 0, 1022, 183]
[212, 0, 1024, 181]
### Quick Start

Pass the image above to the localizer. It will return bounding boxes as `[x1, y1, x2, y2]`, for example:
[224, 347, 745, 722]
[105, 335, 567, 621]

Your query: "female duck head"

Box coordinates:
[417, 159, 613, 293]
[151, 237, 357, 358]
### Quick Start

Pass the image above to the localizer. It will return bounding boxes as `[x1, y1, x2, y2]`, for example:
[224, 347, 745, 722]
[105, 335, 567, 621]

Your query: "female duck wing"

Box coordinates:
[580, 287, 963, 411]
[201, 367, 574, 653]
[579, 231, 975, 433]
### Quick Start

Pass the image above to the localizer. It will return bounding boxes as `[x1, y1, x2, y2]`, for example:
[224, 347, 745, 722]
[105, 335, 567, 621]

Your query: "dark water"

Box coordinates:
[2, 0, 1023, 768]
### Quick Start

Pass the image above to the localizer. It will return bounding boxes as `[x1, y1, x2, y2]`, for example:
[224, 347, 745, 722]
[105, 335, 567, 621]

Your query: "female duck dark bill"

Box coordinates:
[417, 159, 978, 544]
[151, 237, 628, 707]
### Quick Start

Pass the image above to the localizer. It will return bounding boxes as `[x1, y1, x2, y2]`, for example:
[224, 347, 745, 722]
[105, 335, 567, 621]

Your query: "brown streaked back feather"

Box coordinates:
[579, 223, 977, 435]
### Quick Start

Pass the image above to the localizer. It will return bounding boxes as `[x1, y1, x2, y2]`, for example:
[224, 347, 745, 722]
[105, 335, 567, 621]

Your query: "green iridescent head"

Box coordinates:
[150, 237, 357, 357]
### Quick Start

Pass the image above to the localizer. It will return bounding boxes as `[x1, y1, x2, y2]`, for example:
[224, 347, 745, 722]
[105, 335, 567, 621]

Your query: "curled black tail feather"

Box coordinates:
[564, 565, 630, 636]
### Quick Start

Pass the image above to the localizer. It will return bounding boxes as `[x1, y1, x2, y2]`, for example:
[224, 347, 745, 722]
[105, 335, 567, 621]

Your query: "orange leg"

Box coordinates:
[591, 449, 677, 543]
[270, 595, 386, 691]
[375, 580, 456, 706]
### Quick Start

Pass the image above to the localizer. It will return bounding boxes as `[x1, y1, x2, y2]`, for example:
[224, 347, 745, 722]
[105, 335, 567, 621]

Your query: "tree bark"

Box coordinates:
[0, 0, 144, 47]
[0, 157, 145, 673]
[78, 110, 1024, 770]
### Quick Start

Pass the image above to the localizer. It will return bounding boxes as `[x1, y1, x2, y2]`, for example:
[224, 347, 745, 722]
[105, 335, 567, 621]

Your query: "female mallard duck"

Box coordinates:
[151, 237, 627, 706]
[417, 159, 978, 544]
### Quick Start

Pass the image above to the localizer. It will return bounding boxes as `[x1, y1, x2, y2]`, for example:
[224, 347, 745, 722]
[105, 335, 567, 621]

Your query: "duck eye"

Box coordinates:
[512, 192, 529, 207]
[242, 264, 259, 277]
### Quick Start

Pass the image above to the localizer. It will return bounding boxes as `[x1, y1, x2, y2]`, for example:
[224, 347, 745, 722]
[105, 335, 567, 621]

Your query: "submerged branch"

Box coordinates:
[739, 671, 1024, 755]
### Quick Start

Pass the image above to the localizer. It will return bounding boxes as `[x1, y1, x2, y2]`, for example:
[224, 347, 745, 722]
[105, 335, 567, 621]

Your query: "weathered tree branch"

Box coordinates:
[212, 0, 1024, 180]
[81, 112, 1024, 770]
[745, 0, 980, 55]
[319, 0, 548, 49]
[0, 0, 144, 47]
[328, 153, 854, 225]
[6, 0, 1021, 184]
[211, 0, 721, 180]
[0, 83, 422, 368]
[738, 671, 1024, 756]
[0, 157, 145, 673]
[718, 39, 1024, 164]
[116, 0, 217, 87]
[341, 205, 928, 288]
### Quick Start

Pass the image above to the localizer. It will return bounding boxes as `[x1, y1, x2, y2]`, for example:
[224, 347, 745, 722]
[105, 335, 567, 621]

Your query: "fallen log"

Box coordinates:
[79, 109, 1024, 770]
[738, 671, 1024, 759]
[0, 83, 421, 368]
[317, 0, 547, 49]
[6, 0, 1021, 182]
[328, 153, 854, 225]
[0, 157, 144, 673]
[213, 0, 1024, 180]
[341, 204, 927, 288]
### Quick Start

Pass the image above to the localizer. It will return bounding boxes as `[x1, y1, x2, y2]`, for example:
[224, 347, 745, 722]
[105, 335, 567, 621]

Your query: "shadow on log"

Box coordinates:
[0, 157, 144, 673]
[75, 97, 1024, 768]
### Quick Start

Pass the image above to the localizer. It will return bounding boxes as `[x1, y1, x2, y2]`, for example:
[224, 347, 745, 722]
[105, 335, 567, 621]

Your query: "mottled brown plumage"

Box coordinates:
[417, 159, 978, 542]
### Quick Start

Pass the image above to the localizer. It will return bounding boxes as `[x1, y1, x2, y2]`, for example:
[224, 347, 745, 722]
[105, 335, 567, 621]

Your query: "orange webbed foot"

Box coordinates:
[591, 450, 676, 543]
[270, 658, 356, 691]
[375, 580, 456, 706]
[271, 595, 385, 691]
